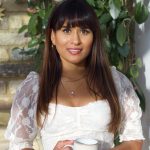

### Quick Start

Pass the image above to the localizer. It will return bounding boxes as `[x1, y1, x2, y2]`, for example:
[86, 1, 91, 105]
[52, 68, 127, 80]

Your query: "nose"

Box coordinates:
[71, 31, 81, 45]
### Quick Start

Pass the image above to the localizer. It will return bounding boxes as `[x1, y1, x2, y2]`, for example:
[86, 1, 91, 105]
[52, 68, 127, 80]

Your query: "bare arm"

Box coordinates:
[111, 140, 143, 150]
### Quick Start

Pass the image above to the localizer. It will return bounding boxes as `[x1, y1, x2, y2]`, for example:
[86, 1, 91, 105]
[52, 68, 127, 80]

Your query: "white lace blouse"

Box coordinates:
[5, 67, 144, 150]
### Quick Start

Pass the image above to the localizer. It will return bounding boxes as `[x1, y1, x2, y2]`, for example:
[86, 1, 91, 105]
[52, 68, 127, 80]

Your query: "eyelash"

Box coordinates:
[62, 28, 91, 35]
[80, 29, 90, 34]
[62, 28, 71, 33]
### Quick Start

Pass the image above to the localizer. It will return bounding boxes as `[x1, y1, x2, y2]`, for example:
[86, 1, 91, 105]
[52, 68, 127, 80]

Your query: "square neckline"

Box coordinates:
[49, 99, 108, 109]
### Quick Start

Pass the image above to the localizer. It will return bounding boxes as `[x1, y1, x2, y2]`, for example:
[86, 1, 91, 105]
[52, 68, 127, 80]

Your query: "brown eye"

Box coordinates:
[62, 27, 71, 34]
[80, 28, 91, 35]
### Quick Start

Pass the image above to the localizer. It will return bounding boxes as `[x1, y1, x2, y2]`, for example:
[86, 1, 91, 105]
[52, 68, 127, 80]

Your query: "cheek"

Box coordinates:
[55, 37, 69, 56]
[84, 37, 93, 49]
[56, 36, 68, 47]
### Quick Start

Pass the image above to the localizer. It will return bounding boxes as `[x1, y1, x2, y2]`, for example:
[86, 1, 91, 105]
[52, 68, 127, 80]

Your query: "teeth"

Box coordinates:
[69, 50, 80, 52]
[68, 49, 81, 54]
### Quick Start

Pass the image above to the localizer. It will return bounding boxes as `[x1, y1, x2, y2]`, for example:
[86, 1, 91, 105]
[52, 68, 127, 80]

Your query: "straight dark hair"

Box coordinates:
[36, 0, 121, 133]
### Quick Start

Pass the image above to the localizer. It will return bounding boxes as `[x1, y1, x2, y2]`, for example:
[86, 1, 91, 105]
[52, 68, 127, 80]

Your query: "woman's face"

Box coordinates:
[51, 22, 93, 66]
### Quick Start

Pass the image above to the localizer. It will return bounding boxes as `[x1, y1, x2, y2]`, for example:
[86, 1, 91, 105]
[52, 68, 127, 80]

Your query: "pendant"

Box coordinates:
[70, 90, 75, 96]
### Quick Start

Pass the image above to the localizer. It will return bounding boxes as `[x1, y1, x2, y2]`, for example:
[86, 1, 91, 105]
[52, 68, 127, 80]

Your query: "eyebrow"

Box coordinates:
[61, 25, 90, 29]
[61, 25, 71, 28]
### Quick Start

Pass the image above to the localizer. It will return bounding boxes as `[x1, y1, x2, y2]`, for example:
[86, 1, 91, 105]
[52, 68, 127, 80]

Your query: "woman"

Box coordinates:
[5, 0, 144, 149]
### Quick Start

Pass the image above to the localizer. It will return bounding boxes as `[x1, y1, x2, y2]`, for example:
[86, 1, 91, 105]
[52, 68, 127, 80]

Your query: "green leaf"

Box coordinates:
[100, 24, 107, 37]
[117, 43, 129, 57]
[18, 25, 28, 33]
[99, 13, 112, 24]
[12, 47, 23, 51]
[28, 14, 38, 36]
[36, 16, 43, 34]
[136, 58, 142, 68]
[113, 0, 122, 9]
[96, 1, 105, 9]
[114, 132, 121, 146]
[129, 65, 139, 79]
[119, 11, 128, 19]
[117, 59, 123, 71]
[45, 4, 53, 19]
[39, 9, 45, 19]
[95, 9, 103, 17]
[28, 38, 39, 48]
[109, 0, 121, 19]
[116, 23, 127, 46]
[104, 38, 111, 52]
[134, 2, 149, 24]
[38, 34, 45, 43]
[19, 48, 37, 55]
[110, 49, 120, 66]
[86, 0, 95, 7]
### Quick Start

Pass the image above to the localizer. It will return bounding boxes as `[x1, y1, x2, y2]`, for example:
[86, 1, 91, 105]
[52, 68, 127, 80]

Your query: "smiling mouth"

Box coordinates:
[67, 48, 82, 55]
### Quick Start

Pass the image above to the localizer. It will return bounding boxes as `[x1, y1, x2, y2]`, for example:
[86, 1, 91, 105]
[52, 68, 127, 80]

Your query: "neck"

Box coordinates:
[62, 63, 87, 81]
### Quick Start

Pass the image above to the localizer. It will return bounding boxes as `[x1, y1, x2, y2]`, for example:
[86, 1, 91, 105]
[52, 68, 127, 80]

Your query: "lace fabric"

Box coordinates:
[5, 72, 39, 149]
[113, 69, 144, 142]
[5, 67, 144, 150]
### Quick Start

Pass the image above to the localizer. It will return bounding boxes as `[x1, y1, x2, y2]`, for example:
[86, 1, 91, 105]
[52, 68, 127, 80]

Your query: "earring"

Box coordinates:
[51, 44, 54, 48]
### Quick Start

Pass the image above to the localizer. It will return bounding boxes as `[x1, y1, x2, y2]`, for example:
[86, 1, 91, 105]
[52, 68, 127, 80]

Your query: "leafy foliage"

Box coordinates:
[15, 0, 149, 111]
[88, 0, 149, 113]
[135, 2, 149, 24]
[16, 0, 53, 70]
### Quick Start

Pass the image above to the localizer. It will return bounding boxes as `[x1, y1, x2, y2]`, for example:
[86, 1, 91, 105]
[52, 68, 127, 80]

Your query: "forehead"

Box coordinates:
[60, 20, 90, 28]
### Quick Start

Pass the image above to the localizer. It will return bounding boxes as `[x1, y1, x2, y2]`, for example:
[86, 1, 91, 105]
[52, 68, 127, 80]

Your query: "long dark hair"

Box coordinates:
[37, 0, 121, 133]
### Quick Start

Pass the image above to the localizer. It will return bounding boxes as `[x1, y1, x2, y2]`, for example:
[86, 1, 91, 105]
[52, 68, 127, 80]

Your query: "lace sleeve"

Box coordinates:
[5, 72, 39, 150]
[116, 71, 145, 142]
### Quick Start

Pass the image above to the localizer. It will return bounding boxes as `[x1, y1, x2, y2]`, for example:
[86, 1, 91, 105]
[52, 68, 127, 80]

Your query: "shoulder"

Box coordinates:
[111, 66, 126, 81]
[21, 71, 39, 85]
[110, 66, 133, 94]
[25, 71, 39, 81]
[16, 71, 39, 96]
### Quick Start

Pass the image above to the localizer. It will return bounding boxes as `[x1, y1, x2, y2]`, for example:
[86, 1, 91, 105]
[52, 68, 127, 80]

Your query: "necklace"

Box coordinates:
[61, 80, 84, 97]
[61, 74, 86, 82]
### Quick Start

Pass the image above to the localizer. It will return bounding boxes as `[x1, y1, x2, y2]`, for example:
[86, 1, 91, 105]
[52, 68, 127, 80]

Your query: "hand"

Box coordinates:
[53, 140, 74, 150]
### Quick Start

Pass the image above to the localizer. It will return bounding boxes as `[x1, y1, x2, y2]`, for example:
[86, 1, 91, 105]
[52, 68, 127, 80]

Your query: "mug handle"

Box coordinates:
[64, 144, 73, 149]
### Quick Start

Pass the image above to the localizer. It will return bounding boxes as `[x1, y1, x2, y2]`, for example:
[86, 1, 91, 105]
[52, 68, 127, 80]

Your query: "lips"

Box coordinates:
[67, 48, 82, 55]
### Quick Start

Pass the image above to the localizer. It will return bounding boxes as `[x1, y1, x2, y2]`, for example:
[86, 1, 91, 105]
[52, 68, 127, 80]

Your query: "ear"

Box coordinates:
[51, 30, 56, 45]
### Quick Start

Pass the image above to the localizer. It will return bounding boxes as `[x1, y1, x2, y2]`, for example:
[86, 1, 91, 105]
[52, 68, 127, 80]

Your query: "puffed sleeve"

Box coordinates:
[112, 68, 145, 142]
[5, 72, 39, 150]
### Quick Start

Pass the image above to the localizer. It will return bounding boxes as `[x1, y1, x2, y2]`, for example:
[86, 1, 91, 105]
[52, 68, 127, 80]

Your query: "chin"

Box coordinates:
[70, 60, 86, 66]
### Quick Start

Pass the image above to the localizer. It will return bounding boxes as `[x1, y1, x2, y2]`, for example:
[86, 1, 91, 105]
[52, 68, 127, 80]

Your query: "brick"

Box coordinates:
[0, 47, 9, 62]
[0, 63, 34, 77]
[0, 31, 29, 46]
[22, 15, 30, 25]
[9, 47, 32, 61]
[8, 80, 23, 95]
[0, 80, 6, 95]
[0, 112, 10, 126]
[0, 17, 9, 30]
[0, 95, 12, 102]
[8, 14, 23, 29]
[3, 0, 27, 12]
